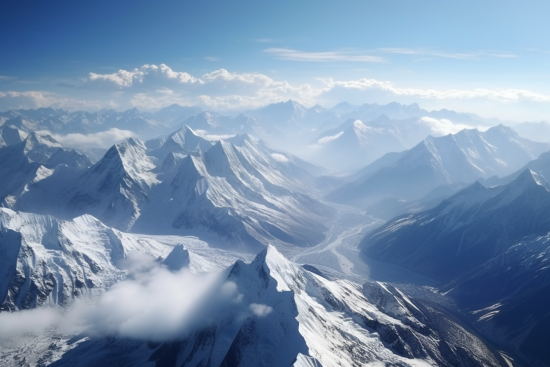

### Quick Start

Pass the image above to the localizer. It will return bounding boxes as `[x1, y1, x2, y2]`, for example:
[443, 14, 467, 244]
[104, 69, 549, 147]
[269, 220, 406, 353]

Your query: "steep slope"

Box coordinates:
[0, 125, 27, 148]
[36, 246, 502, 367]
[327, 125, 550, 207]
[361, 169, 550, 282]
[443, 234, 550, 366]
[64, 137, 159, 230]
[145, 125, 213, 161]
[136, 136, 333, 250]
[0, 208, 181, 311]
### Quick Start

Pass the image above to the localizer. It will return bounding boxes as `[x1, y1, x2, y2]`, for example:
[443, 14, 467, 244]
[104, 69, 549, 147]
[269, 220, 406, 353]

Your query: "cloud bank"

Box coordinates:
[47, 128, 136, 149]
[2, 63, 550, 121]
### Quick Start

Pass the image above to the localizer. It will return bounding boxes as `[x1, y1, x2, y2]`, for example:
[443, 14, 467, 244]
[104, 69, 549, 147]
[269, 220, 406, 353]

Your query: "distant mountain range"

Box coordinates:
[326, 125, 550, 215]
[0, 101, 515, 172]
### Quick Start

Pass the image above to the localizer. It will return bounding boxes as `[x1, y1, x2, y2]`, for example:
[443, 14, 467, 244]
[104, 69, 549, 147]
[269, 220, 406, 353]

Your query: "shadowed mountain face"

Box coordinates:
[361, 169, 550, 282]
[359, 167, 550, 365]
[441, 234, 550, 366]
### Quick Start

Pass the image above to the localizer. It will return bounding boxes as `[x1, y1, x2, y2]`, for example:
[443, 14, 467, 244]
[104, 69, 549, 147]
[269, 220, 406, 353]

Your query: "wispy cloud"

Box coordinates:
[323, 77, 550, 102]
[205, 56, 219, 62]
[264, 48, 387, 63]
[256, 38, 276, 43]
[378, 48, 517, 59]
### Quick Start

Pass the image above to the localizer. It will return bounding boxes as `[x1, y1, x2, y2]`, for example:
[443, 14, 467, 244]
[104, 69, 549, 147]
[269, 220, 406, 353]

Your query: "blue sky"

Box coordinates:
[1, 0, 550, 121]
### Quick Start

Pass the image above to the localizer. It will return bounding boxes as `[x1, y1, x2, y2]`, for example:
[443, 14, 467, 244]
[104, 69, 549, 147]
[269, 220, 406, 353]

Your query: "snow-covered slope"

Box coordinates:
[0, 131, 91, 207]
[20, 246, 502, 367]
[361, 169, 550, 282]
[64, 137, 159, 231]
[0, 209, 165, 310]
[0, 208, 228, 312]
[145, 125, 213, 161]
[327, 125, 550, 207]
[136, 135, 333, 250]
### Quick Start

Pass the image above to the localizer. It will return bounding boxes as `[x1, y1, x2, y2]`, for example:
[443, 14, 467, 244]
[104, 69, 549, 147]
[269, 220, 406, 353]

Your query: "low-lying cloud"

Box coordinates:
[0, 252, 268, 343]
[270, 153, 289, 162]
[418, 116, 488, 136]
[317, 131, 344, 145]
[0, 307, 61, 339]
[48, 128, 136, 149]
[193, 129, 235, 141]
[62, 252, 239, 341]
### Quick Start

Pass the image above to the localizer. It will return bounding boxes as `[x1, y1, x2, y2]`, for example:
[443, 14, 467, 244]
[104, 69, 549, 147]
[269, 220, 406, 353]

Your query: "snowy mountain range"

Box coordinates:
[2, 100, 546, 367]
[4, 126, 333, 250]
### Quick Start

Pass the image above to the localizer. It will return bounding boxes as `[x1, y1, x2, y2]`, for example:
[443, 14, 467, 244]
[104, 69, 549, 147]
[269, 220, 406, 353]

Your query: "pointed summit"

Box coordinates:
[162, 244, 190, 271]
[0, 125, 27, 147]
[225, 133, 253, 146]
[250, 244, 300, 292]
[504, 168, 550, 194]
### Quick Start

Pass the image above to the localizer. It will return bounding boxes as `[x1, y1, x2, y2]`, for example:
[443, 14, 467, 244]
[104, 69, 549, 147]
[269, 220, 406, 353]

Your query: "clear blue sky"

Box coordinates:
[1, 0, 550, 121]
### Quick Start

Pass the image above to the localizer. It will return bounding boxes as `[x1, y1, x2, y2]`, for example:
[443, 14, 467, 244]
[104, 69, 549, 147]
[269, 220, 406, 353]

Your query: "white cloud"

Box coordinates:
[0, 90, 116, 111]
[264, 48, 386, 63]
[417, 116, 482, 136]
[62, 261, 238, 340]
[46, 128, 136, 149]
[88, 64, 202, 88]
[317, 131, 344, 145]
[0, 253, 286, 343]
[85, 65, 326, 110]
[377, 48, 517, 59]
[4, 63, 550, 120]
[0, 308, 60, 339]
[249, 303, 273, 317]
[270, 153, 289, 162]
[194, 129, 235, 141]
[322, 78, 550, 103]
[205, 56, 219, 62]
